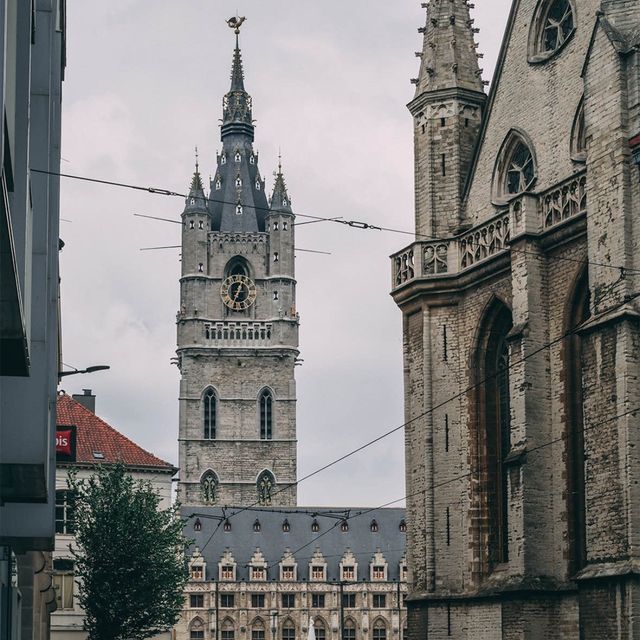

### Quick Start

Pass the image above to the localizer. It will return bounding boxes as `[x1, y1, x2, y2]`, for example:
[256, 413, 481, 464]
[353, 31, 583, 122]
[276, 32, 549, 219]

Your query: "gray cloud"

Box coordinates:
[59, 1, 511, 506]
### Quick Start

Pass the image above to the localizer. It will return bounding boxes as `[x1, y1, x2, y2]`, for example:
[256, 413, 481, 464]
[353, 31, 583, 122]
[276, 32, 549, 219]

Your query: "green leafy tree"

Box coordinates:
[69, 463, 189, 640]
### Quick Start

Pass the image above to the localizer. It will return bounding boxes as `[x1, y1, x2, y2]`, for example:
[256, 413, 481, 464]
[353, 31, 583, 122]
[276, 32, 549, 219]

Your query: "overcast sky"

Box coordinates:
[59, 1, 511, 507]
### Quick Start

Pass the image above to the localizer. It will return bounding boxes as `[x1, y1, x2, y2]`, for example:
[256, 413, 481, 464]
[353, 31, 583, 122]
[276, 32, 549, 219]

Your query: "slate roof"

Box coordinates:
[183, 506, 407, 582]
[56, 393, 175, 471]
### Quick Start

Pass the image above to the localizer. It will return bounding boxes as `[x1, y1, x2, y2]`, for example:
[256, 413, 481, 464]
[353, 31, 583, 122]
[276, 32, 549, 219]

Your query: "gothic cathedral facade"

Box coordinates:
[392, 0, 640, 638]
[177, 33, 298, 508]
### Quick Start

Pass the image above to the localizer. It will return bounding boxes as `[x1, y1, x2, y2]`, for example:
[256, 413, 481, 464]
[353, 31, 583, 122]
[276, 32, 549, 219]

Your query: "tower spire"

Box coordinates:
[222, 16, 254, 141]
[414, 0, 485, 96]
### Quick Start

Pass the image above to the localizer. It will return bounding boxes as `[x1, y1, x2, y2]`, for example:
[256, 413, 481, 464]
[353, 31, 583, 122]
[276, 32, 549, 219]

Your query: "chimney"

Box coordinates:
[73, 389, 95, 413]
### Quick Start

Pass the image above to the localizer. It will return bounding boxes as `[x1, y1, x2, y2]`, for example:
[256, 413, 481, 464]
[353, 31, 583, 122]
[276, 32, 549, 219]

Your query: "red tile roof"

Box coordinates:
[56, 393, 175, 471]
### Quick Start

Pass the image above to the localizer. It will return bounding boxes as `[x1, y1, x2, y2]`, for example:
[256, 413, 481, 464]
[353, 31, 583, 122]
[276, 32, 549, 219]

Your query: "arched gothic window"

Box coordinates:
[372, 620, 387, 640]
[259, 389, 273, 440]
[221, 619, 235, 640]
[201, 471, 218, 505]
[342, 618, 356, 640]
[257, 470, 275, 506]
[493, 131, 537, 203]
[314, 619, 326, 640]
[529, 0, 576, 62]
[203, 388, 217, 439]
[226, 257, 249, 279]
[565, 269, 590, 574]
[282, 620, 295, 640]
[190, 618, 205, 640]
[477, 300, 513, 568]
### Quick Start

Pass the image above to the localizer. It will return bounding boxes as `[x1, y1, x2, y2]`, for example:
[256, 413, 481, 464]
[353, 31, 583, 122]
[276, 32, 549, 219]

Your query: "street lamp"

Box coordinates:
[58, 365, 110, 378]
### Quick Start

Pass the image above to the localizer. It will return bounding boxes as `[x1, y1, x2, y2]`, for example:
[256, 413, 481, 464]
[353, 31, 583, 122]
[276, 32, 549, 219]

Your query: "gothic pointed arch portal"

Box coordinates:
[256, 469, 276, 506]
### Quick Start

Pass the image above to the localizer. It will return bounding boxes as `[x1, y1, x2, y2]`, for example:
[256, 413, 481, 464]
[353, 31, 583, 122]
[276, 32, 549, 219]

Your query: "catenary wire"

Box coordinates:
[260, 406, 638, 568]
[34, 168, 640, 276]
[214, 286, 639, 520]
[195, 289, 639, 554]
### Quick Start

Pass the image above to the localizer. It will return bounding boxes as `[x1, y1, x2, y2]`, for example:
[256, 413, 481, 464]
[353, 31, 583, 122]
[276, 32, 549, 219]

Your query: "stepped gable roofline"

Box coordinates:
[56, 393, 175, 472]
[182, 506, 407, 582]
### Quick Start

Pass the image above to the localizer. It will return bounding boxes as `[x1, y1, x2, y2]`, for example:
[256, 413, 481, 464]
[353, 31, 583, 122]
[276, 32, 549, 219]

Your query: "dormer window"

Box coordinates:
[370, 519, 379, 533]
[194, 518, 202, 532]
[372, 565, 386, 580]
[190, 198, 195, 205]
[253, 519, 261, 532]
[223, 519, 232, 532]
[282, 198, 288, 207]
[311, 566, 325, 581]
[281, 565, 295, 580]
[192, 565, 204, 580]
[221, 564, 235, 580]
[216, 179, 222, 190]
[236, 177, 242, 188]
[256, 180, 261, 190]
[311, 519, 320, 532]
[235, 152, 242, 163]
[236, 205, 243, 215]
[340, 520, 349, 532]
[282, 519, 290, 532]
[342, 565, 355, 581]
[251, 566, 266, 581]
[249, 154, 255, 164]
[399, 519, 407, 533]
[221, 154, 227, 165]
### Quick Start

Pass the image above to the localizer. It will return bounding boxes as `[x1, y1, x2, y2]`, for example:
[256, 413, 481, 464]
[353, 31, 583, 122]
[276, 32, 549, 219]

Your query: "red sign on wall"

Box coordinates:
[56, 425, 76, 461]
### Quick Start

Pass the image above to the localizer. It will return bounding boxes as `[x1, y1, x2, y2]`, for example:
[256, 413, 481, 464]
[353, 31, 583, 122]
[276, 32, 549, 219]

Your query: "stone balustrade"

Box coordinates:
[204, 321, 273, 346]
[391, 171, 587, 289]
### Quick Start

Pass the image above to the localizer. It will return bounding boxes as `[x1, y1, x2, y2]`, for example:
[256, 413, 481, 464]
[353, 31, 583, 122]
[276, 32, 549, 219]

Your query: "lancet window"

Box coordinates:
[203, 387, 217, 439]
[201, 470, 218, 505]
[477, 300, 513, 568]
[257, 470, 275, 506]
[493, 131, 536, 202]
[565, 269, 590, 574]
[259, 389, 273, 440]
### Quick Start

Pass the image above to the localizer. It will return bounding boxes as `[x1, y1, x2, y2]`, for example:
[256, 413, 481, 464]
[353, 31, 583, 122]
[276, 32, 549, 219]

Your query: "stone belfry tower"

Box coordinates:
[177, 21, 298, 507]
[411, 0, 486, 238]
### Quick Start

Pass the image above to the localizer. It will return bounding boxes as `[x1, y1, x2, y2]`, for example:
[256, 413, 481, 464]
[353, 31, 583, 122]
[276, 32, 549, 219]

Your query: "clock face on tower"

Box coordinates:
[220, 274, 257, 311]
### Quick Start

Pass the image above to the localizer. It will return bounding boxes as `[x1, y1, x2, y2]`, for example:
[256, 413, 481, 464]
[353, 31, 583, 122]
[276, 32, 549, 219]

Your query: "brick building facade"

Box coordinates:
[391, 0, 640, 637]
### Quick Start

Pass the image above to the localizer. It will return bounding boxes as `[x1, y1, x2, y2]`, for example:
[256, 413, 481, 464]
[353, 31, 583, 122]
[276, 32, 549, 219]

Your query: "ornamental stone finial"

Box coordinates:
[227, 15, 246, 35]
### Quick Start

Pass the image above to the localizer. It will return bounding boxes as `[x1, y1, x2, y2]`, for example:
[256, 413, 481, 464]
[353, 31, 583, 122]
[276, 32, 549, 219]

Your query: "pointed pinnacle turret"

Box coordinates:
[183, 150, 207, 214]
[222, 17, 254, 141]
[414, 0, 485, 96]
[270, 157, 293, 214]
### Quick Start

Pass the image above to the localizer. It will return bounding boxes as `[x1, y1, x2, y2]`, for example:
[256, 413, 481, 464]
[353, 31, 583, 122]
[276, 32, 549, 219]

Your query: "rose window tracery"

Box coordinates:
[542, 0, 574, 54]
[506, 142, 535, 196]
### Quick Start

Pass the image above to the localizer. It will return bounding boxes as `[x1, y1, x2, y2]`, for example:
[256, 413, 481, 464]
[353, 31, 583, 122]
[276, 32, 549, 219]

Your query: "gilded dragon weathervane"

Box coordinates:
[227, 15, 246, 35]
